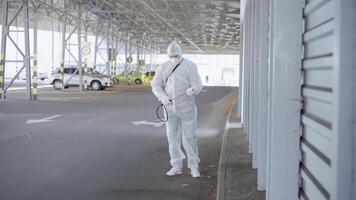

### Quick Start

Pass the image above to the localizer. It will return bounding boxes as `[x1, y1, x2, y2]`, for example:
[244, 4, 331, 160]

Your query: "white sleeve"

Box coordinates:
[151, 65, 169, 101]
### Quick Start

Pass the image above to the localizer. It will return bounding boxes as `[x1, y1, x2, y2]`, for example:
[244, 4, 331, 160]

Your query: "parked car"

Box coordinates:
[50, 67, 112, 90]
[143, 71, 155, 85]
[116, 71, 143, 85]
[37, 72, 49, 81]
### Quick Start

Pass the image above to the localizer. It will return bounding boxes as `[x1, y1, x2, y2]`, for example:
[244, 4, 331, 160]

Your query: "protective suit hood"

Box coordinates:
[167, 42, 183, 57]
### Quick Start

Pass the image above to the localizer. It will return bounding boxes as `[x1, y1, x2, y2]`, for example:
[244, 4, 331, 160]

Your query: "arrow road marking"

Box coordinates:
[26, 114, 62, 124]
[132, 120, 165, 128]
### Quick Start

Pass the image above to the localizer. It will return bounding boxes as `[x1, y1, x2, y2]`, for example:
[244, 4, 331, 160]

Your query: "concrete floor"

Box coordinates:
[217, 107, 265, 200]
[0, 85, 236, 200]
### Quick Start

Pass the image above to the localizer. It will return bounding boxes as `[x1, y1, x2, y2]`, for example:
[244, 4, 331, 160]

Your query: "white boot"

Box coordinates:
[190, 167, 200, 178]
[166, 167, 182, 176]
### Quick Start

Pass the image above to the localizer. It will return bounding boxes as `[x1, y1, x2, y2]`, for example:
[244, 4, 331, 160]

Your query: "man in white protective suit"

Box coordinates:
[151, 42, 203, 178]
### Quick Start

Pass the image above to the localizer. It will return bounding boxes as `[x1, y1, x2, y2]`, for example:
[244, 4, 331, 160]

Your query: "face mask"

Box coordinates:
[170, 57, 181, 64]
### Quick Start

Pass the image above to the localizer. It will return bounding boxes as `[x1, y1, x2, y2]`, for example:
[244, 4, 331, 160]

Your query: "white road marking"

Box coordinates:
[226, 122, 242, 129]
[196, 127, 219, 137]
[8, 85, 52, 91]
[132, 120, 165, 128]
[26, 114, 61, 124]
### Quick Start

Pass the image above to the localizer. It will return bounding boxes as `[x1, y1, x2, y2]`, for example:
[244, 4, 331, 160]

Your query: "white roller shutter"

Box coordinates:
[300, 0, 335, 199]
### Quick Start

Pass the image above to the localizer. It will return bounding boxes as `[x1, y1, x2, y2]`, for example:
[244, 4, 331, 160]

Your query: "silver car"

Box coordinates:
[50, 67, 113, 90]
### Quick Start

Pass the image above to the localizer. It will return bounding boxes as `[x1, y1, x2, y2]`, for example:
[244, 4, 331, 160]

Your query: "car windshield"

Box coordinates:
[88, 68, 102, 75]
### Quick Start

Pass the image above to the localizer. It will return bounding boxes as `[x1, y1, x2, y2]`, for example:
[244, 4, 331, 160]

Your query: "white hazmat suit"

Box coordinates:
[151, 42, 203, 177]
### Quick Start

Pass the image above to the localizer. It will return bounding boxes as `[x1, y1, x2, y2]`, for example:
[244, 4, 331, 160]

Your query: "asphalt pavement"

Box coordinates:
[0, 86, 236, 200]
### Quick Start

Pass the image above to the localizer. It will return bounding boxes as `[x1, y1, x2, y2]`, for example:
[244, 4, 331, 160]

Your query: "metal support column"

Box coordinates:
[60, 1, 66, 90]
[0, 0, 33, 99]
[257, 0, 269, 191]
[247, 0, 253, 151]
[331, 0, 356, 199]
[251, 0, 261, 169]
[51, 0, 54, 73]
[143, 46, 146, 65]
[237, 26, 243, 119]
[125, 36, 128, 79]
[109, 33, 114, 78]
[83, 11, 88, 91]
[106, 24, 111, 77]
[266, 0, 302, 199]
[23, 0, 31, 99]
[93, 20, 99, 73]
[0, 0, 9, 99]
[60, 1, 83, 91]
[136, 44, 140, 71]
[125, 33, 131, 84]
[149, 46, 153, 71]
[113, 35, 118, 77]
[77, 3, 83, 91]
[32, 2, 38, 100]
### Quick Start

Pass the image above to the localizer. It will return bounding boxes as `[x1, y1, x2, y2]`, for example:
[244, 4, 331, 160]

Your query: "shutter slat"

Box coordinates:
[304, 34, 333, 59]
[301, 169, 328, 200]
[302, 143, 331, 191]
[304, 18, 334, 43]
[302, 87, 332, 104]
[303, 56, 332, 70]
[305, 0, 334, 31]
[304, 98, 332, 123]
[303, 126, 331, 158]
[304, 68, 333, 89]
[302, 115, 331, 137]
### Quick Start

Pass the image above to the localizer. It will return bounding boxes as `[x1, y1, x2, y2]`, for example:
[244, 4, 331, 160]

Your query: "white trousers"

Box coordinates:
[166, 106, 199, 169]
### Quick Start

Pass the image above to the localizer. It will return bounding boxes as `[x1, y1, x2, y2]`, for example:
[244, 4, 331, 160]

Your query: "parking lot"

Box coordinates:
[0, 86, 236, 200]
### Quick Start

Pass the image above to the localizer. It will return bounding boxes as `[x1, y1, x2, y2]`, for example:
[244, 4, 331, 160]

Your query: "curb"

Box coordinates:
[216, 99, 236, 200]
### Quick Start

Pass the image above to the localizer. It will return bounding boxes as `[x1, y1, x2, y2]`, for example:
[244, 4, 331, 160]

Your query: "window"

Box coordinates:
[64, 68, 71, 74]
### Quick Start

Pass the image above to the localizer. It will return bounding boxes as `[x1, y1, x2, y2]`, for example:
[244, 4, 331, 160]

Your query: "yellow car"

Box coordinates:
[143, 71, 155, 85]
[116, 71, 143, 85]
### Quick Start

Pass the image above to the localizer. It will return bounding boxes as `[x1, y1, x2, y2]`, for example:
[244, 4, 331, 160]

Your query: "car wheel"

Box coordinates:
[135, 79, 142, 85]
[91, 80, 102, 91]
[53, 79, 62, 90]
